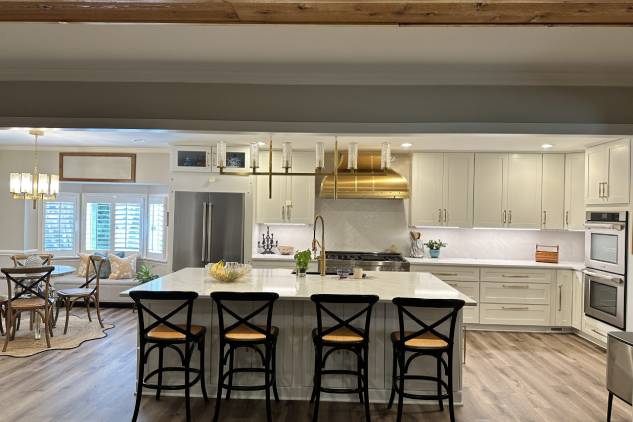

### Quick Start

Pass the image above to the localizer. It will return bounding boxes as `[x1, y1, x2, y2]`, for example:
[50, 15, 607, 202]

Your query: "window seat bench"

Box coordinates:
[53, 275, 137, 304]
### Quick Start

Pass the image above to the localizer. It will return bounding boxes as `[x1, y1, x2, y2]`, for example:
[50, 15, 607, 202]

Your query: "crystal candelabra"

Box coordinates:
[258, 226, 278, 255]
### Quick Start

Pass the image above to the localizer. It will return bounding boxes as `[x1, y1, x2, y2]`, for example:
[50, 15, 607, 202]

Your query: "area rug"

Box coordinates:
[0, 314, 114, 358]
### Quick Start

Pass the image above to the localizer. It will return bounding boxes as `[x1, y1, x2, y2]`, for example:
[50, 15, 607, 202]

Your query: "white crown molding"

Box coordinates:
[1, 63, 633, 86]
[0, 145, 169, 152]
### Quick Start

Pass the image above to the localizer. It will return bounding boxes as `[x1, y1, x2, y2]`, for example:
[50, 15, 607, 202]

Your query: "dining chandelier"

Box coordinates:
[9, 129, 59, 207]
[215, 136, 392, 200]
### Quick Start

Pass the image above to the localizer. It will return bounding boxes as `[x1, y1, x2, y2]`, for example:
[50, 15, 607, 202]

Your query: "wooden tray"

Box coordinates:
[535, 244, 559, 264]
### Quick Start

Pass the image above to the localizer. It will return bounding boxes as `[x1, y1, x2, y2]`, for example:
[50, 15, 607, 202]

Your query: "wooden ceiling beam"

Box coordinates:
[2, 1, 633, 25]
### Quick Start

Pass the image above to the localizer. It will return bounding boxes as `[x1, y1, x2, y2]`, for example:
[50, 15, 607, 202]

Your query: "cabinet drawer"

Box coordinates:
[480, 304, 550, 326]
[416, 265, 479, 282]
[480, 267, 555, 284]
[582, 315, 620, 342]
[444, 281, 479, 324]
[480, 282, 551, 305]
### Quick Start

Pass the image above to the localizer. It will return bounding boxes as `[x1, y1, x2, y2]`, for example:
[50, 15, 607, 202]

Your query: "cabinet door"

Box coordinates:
[541, 154, 565, 230]
[606, 138, 630, 204]
[255, 151, 288, 224]
[506, 154, 543, 229]
[564, 153, 585, 230]
[585, 143, 608, 204]
[555, 270, 572, 327]
[473, 153, 507, 227]
[443, 153, 474, 227]
[410, 153, 444, 226]
[286, 152, 315, 224]
[571, 270, 583, 330]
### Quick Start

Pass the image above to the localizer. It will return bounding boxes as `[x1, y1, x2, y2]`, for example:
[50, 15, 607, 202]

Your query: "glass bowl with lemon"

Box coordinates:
[207, 260, 252, 283]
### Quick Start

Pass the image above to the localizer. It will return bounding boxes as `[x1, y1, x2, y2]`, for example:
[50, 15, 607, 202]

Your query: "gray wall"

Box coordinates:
[2, 82, 633, 134]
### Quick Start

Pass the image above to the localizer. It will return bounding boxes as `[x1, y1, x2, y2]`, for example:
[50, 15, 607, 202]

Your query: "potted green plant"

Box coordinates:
[424, 240, 447, 258]
[294, 249, 312, 277]
[135, 265, 159, 284]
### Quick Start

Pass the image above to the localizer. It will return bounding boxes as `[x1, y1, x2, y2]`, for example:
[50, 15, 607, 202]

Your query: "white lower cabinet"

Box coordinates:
[554, 270, 573, 327]
[582, 314, 620, 343]
[444, 280, 480, 324]
[571, 270, 583, 330]
[481, 282, 550, 305]
[480, 304, 551, 326]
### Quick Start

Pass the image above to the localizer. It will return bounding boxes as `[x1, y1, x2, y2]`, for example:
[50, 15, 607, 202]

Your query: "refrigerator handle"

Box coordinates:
[201, 202, 208, 263]
[207, 203, 214, 262]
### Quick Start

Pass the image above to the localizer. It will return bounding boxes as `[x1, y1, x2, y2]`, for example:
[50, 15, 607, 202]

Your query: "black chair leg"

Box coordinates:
[184, 350, 191, 422]
[396, 351, 405, 422]
[272, 342, 280, 402]
[310, 343, 318, 403]
[607, 392, 613, 422]
[437, 356, 444, 411]
[312, 345, 322, 422]
[132, 344, 146, 422]
[265, 346, 272, 422]
[213, 345, 225, 422]
[447, 352, 455, 422]
[387, 344, 397, 409]
[199, 338, 209, 401]
[362, 347, 371, 422]
[357, 349, 364, 404]
[226, 347, 235, 400]
[156, 345, 164, 400]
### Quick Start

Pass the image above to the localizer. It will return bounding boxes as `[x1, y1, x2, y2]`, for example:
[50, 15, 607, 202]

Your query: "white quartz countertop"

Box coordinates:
[122, 267, 476, 305]
[405, 257, 585, 271]
[251, 254, 299, 261]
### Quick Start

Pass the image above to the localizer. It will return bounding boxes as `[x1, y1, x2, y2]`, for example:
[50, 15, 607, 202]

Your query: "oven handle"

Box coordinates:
[583, 270, 624, 283]
[584, 222, 625, 230]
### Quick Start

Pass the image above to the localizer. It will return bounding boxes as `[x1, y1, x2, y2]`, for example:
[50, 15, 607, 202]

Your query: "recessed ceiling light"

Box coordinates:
[401, 143, 413, 148]
[541, 144, 553, 149]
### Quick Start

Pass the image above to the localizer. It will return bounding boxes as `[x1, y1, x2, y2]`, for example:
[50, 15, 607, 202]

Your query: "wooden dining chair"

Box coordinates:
[10, 254, 54, 331]
[1, 266, 56, 352]
[55, 255, 105, 334]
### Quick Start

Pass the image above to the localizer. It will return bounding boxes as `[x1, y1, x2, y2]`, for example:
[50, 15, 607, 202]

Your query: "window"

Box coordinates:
[146, 195, 168, 261]
[41, 193, 79, 256]
[83, 194, 145, 254]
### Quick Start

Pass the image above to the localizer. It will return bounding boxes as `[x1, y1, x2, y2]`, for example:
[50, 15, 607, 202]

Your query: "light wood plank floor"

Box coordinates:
[0, 308, 629, 421]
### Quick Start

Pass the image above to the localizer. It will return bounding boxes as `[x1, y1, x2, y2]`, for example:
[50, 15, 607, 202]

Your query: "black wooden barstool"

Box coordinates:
[129, 291, 208, 422]
[211, 291, 280, 422]
[310, 294, 379, 422]
[387, 297, 465, 422]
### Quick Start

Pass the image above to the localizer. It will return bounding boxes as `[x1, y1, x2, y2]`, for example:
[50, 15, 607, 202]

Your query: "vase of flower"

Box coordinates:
[424, 239, 447, 259]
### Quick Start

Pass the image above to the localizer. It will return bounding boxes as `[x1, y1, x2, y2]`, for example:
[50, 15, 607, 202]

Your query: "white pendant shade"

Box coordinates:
[281, 142, 293, 170]
[347, 142, 359, 170]
[8, 129, 59, 201]
[381, 142, 392, 170]
[315, 142, 325, 169]
[250, 143, 260, 168]
[216, 141, 227, 168]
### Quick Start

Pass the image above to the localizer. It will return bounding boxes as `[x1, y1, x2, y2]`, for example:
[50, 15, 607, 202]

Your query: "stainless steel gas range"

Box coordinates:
[324, 251, 410, 273]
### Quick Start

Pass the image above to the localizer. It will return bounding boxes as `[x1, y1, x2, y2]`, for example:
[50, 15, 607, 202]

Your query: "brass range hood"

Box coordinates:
[320, 152, 409, 199]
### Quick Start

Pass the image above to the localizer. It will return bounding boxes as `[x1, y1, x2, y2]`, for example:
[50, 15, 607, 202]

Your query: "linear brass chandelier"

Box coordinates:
[215, 137, 392, 199]
[9, 129, 59, 208]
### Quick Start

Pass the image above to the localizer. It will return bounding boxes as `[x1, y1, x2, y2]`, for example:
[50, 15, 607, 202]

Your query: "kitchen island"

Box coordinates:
[123, 268, 476, 403]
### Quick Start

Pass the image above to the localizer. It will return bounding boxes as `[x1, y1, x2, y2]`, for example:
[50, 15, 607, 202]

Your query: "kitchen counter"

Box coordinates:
[406, 257, 585, 271]
[123, 267, 472, 403]
[251, 253, 299, 261]
[124, 267, 476, 305]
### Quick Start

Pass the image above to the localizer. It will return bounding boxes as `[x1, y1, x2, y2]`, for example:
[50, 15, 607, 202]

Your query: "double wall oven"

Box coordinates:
[584, 211, 627, 330]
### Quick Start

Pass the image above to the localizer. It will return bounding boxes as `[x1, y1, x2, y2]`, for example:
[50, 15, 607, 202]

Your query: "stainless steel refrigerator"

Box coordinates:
[172, 191, 245, 271]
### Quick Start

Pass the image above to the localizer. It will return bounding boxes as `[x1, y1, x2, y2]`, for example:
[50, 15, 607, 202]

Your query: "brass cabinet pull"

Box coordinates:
[543, 210, 547, 226]
[591, 328, 606, 337]
[503, 210, 507, 224]
[287, 204, 292, 220]
[565, 211, 569, 227]
[501, 306, 530, 311]
[604, 181, 609, 198]
[502, 274, 529, 278]
[508, 210, 512, 224]
[501, 284, 529, 288]
[444, 208, 447, 224]
[282, 205, 286, 220]
[435, 272, 459, 277]
[438, 208, 442, 223]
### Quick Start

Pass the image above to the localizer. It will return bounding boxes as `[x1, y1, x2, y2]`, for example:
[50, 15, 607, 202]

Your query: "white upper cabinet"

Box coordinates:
[256, 151, 315, 224]
[443, 153, 474, 227]
[541, 154, 565, 230]
[506, 154, 543, 229]
[474, 153, 507, 228]
[474, 153, 542, 229]
[585, 138, 630, 205]
[564, 153, 585, 230]
[410, 153, 473, 227]
[410, 153, 445, 226]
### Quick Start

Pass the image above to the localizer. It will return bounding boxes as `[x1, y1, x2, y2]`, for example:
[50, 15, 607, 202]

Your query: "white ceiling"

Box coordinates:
[0, 128, 617, 152]
[2, 23, 633, 85]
